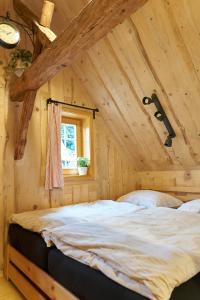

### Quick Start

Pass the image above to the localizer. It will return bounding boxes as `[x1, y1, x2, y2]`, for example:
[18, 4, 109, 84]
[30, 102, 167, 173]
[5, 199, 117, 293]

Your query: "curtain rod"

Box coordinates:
[47, 98, 99, 119]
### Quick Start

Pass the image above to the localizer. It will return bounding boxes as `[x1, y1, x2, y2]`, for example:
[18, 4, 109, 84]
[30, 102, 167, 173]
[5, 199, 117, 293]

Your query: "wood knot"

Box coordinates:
[184, 171, 191, 180]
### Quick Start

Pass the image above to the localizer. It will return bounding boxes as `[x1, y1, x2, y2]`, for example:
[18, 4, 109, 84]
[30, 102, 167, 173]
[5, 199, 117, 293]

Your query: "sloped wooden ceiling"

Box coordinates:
[24, 0, 200, 171]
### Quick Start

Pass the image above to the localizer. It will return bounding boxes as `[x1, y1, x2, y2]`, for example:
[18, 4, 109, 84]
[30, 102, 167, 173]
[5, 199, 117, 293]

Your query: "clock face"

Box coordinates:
[0, 22, 20, 49]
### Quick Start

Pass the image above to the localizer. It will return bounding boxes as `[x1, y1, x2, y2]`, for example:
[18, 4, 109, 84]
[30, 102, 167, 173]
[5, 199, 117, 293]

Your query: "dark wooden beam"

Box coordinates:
[11, 0, 147, 102]
[14, 90, 37, 160]
[14, 0, 55, 160]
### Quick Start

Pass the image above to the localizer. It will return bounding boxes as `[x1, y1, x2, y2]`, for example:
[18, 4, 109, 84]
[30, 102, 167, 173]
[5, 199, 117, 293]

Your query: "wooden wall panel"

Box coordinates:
[137, 170, 200, 201]
[23, 0, 200, 171]
[0, 0, 20, 267]
[14, 68, 137, 212]
[0, 50, 15, 271]
[0, 53, 7, 271]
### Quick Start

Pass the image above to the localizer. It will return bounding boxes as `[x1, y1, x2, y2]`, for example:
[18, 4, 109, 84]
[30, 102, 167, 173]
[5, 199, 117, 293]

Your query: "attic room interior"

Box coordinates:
[1, 0, 200, 299]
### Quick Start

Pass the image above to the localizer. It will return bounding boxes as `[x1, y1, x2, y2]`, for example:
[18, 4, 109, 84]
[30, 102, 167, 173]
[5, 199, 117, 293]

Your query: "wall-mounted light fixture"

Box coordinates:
[143, 93, 176, 147]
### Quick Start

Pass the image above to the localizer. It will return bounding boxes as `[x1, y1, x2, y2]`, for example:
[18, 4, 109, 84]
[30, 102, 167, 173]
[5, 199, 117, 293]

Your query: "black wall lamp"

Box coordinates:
[142, 93, 176, 147]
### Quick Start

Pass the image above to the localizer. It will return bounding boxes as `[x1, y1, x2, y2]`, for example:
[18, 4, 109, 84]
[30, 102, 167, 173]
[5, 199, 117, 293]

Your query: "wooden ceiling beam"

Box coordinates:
[14, 90, 37, 160]
[13, 0, 56, 47]
[31, 1, 55, 60]
[40, 0, 55, 28]
[14, 1, 55, 160]
[10, 0, 148, 102]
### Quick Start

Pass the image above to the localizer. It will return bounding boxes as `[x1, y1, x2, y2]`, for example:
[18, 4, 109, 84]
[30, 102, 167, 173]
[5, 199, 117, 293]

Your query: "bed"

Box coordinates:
[7, 198, 200, 300]
[8, 224, 200, 300]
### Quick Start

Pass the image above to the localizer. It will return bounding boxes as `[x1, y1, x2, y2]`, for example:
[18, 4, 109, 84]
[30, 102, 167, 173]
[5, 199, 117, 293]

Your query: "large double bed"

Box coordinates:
[9, 223, 200, 300]
[7, 196, 200, 300]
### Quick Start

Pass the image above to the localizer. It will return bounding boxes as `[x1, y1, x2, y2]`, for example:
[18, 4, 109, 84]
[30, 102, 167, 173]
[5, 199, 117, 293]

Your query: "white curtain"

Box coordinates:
[45, 103, 64, 190]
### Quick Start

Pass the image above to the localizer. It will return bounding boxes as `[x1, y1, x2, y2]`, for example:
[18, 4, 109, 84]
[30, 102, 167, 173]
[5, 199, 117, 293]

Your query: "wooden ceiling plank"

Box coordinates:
[10, 0, 148, 102]
[13, 0, 39, 29]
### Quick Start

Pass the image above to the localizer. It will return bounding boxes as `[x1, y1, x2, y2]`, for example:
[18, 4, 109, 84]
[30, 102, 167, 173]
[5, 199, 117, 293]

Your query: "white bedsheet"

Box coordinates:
[42, 207, 200, 300]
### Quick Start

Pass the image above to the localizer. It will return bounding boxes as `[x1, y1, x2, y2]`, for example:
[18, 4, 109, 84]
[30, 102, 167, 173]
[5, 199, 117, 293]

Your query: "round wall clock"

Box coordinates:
[0, 22, 20, 49]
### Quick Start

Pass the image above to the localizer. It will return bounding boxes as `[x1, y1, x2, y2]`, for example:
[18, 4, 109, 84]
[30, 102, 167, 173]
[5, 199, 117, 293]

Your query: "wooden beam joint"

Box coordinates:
[13, 0, 55, 160]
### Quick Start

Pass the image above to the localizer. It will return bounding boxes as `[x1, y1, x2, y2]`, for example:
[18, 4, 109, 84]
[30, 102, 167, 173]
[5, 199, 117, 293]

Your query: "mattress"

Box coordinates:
[48, 248, 200, 300]
[48, 247, 148, 300]
[9, 224, 50, 271]
[8, 224, 200, 300]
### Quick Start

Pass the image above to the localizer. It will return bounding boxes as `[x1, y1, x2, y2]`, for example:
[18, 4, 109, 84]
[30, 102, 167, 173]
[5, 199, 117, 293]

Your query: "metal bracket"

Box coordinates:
[143, 93, 176, 147]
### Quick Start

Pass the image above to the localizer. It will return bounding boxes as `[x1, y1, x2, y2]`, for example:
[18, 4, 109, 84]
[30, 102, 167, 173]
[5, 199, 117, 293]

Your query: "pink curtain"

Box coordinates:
[45, 104, 64, 190]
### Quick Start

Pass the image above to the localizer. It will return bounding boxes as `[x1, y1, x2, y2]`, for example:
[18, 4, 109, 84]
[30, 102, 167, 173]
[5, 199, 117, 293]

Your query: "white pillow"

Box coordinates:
[178, 199, 200, 213]
[117, 190, 182, 208]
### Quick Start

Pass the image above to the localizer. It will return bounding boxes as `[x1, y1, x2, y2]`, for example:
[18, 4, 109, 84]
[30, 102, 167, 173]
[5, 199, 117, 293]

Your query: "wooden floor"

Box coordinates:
[0, 276, 24, 300]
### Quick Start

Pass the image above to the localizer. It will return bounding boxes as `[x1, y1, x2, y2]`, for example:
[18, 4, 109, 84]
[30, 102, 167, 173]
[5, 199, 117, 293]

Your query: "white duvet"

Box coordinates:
[10, 201, 200, 300]
[10, 200, 144, 239]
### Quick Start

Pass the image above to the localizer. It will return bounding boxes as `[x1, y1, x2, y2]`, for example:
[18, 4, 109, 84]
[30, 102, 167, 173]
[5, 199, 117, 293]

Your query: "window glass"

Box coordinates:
[61, 123, 77, 169]
[60, 110, 93, 178]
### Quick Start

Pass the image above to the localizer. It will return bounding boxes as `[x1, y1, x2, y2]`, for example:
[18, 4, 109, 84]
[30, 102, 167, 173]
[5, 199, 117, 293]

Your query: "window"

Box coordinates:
[60, 109, 94, 177]
[61, 118, 82, 173]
